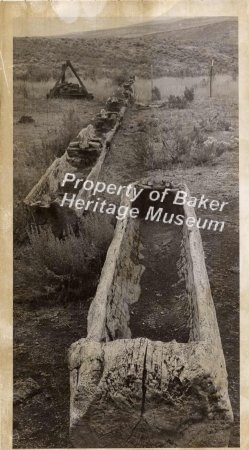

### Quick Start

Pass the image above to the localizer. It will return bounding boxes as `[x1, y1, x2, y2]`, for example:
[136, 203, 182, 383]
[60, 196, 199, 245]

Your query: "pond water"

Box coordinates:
[84, 74, 238, 103]
[33, 73, 237, 103]
[134, 74, 238, 102]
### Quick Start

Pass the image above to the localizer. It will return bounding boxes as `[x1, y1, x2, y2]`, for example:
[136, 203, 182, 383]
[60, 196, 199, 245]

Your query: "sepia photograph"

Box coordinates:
[11, 12, 239, 449]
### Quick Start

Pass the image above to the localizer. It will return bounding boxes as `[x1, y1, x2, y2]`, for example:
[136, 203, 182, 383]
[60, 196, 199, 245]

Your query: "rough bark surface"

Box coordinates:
[24, 109, 126, 209]
[87, 194, 145, 341]
[68, 178, 233, 447]
[69, 338, 232, 448]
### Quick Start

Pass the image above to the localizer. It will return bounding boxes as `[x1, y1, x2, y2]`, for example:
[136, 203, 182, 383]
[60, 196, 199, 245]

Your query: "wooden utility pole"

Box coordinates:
[210, 59, 214, 97]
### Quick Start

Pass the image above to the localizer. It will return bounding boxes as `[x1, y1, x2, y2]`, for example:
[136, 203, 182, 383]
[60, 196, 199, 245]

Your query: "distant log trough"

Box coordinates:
[68, 177, 233, 448]
[24, 78, 135, 228]
[24, 108, 125, 208]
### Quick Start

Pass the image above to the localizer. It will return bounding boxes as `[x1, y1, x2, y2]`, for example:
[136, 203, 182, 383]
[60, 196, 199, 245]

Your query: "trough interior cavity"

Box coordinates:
[129, 188, 190, 343]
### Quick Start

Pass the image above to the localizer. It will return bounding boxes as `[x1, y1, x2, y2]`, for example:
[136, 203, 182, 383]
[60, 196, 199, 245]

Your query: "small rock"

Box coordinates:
[40, 372, 48, 377]
[229, 266, 239, 274]
[14, 378, 41, 404]
[18, 115, 35, 124]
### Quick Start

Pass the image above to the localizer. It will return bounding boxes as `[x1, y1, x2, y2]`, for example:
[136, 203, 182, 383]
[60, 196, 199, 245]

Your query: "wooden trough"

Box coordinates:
[68, 177, 233, 448]
[24, 78, 135, 232]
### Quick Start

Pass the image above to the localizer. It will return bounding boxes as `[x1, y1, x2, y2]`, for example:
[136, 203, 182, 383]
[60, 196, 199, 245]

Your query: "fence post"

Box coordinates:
[210, 59, 214, 97]
[151, 64, 153, 100]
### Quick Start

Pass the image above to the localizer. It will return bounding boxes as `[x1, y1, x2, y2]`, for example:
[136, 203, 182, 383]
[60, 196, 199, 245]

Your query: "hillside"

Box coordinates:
[60, 17, 233, 39]
[13, 17, 238, 80]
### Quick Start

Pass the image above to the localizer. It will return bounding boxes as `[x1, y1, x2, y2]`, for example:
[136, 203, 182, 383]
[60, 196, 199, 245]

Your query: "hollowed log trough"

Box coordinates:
[24, 77, 135, 224]
[68, 178, 233, 448]
[23, 104, 128, 236]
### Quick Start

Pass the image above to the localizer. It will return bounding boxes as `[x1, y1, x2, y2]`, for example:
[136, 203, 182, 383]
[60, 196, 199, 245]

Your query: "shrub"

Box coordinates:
[14, 65, 53, 82]
[14, 204, 31, 245]
[79, 213, 114, 268]
[140, 119, 175, 169]
[85, 67, 96, 81]
[168, 94, 187, 109]
[152, 86, 161, 101]
[18, 115, 34, 124]
[162, 130, 192, 165]
[190, 141, 215, 165]
[189, 125, 205, 146]
[14, 109, 82, 245]
[28, 65, 53, 82]
[18, 214, 114, 303]
[113, 69, 130, 86]
[28, 225, 91, 277]
[141, 118, 223, 169]
[168, 87, 195, 109]
[14, 81, 29, 98]
[189, 137, 233, 165]
[217, 118, 231, 131]
[184, 86, 194, 102]
[41, 108, 82, 158]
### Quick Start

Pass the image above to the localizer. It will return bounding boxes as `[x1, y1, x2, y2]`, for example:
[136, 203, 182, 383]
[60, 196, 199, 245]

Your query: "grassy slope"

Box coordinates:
[13, 18, 238, 79]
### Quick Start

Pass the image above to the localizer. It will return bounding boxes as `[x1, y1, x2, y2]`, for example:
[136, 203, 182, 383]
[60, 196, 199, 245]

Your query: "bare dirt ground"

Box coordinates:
[13, 91, 239, 447]
[13, 300, 89, 448]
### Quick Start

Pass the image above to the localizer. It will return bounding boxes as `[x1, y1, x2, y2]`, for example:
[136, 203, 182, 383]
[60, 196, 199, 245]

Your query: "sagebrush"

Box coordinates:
[17, 214, 114, 302]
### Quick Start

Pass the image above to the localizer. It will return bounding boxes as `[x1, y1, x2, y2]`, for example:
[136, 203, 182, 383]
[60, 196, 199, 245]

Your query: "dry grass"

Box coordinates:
[134, 74, 237, 103]
[14, 107, 82, 243]
[138, 92, 238, 170]
[13, 74, 115, 300]
[13, 19, 237, 80]
[14, 76, 114, 104]
[16, 214, 114, 303]
[13, 35, 238, 302]
[13, 75, 104, 244]
[14, 79, 54, 99]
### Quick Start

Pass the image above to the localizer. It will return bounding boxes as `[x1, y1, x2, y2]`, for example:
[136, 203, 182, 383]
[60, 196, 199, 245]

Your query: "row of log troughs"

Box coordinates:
[24, 77, 233, 448]
[24, 76, 135, 210]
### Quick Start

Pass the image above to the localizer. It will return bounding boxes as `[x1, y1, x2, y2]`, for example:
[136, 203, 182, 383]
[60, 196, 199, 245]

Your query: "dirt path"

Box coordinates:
[99, 106, 149, 186]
